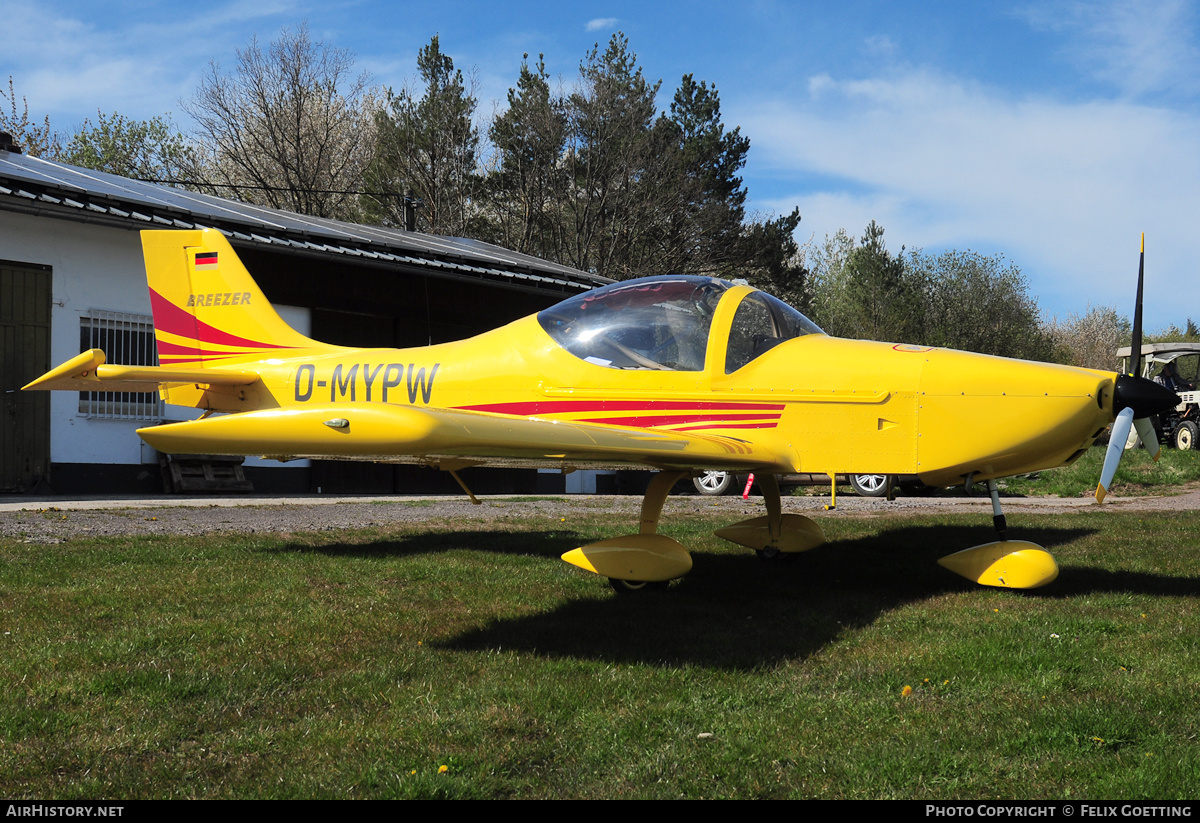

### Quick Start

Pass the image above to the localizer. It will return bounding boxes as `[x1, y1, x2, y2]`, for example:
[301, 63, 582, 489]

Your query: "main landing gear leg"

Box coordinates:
[988, 478, 1007, 541]
[937, 478, 1058, 589]
[713, 473, 826, 558]
[560, 470, 692, 593]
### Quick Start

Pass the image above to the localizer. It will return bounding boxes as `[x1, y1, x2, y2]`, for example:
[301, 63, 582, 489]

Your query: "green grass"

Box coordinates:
[1003, 446, 1200, 498]
[2, 505, 1200, 798]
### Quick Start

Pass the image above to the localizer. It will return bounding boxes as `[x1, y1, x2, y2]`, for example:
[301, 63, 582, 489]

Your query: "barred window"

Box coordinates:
[78, 310, 163, 420]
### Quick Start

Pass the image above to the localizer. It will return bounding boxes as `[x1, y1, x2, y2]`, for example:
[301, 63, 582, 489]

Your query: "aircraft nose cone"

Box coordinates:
[1114, 374, 1179, 418]
[914, 349, 1114, 486]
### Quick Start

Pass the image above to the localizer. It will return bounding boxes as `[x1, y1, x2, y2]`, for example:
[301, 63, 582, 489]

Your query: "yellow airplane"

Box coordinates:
[24, 230, 1177, 593]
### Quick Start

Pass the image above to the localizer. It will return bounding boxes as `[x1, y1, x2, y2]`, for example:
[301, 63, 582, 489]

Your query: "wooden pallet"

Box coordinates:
[160, 454, 254, 493]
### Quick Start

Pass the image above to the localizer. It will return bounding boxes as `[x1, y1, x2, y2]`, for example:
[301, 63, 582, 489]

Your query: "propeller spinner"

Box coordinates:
[1096, 236, 1180, 502]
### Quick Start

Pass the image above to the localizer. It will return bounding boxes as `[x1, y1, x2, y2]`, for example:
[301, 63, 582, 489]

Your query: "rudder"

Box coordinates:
[142, 229, 319, 366]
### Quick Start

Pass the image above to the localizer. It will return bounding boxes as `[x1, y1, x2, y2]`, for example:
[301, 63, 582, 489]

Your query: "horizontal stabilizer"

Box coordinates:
[23, 349, 261, 394]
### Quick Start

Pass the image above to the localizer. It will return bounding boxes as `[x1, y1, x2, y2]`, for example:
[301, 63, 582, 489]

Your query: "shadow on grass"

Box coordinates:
[256, 517, 1200, 670]
[435, 520, 1200, 669]
[269, 529, 585, 560]
[1037, 566, 1200, 598]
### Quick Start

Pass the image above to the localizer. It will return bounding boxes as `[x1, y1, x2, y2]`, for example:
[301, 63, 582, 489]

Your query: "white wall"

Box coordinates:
[0, 211, 310, 470]
[2, 212, 151, 465]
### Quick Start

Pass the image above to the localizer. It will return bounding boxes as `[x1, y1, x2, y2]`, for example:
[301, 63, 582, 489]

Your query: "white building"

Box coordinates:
[0, 142, 608, 495]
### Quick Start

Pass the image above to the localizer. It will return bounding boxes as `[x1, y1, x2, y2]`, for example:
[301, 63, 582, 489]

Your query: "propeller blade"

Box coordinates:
[1129, 234, 1145, 378]
[1133, 416, 1161, 462]
[1097, 407, 1135, 503]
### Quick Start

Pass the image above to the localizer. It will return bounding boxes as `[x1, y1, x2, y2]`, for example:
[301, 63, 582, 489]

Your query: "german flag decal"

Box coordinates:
[195, 251, 218, 271]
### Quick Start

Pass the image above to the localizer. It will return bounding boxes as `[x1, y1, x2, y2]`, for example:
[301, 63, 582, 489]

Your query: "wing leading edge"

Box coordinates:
[135, 403, 787, 472]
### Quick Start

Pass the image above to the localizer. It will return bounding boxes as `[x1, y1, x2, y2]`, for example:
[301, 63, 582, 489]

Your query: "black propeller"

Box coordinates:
[1097, 235, 1179, 502]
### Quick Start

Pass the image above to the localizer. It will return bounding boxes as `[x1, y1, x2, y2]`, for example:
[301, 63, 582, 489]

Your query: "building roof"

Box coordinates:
[0, 150, 608, 294]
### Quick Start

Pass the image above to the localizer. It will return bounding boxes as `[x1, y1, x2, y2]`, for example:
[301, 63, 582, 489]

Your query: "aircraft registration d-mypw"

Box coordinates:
[25, 230, 1178, 593]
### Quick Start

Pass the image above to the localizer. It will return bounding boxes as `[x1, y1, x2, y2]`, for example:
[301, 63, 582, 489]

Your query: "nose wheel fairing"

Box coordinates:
[938, 542, 1059, 589]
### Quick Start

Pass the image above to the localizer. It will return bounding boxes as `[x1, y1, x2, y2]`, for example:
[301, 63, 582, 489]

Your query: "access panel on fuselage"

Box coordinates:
[711, 335, 925, 475]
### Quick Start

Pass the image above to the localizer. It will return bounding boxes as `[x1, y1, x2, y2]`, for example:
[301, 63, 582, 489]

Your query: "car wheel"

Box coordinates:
[1175, 421, 1198, 451]
[849, 473, 890, 497]
[693, 471, 736, 495]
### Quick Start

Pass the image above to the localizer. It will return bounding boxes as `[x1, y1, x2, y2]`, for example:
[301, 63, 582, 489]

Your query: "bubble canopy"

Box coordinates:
[537, 275, 823, 372]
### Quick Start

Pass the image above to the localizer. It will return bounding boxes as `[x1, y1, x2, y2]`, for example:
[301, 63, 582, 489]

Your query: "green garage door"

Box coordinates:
[1, 262, 51, 491]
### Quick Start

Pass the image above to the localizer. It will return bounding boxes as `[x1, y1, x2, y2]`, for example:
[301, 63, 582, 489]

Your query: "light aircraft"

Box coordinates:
[24, 230, 1177, 592]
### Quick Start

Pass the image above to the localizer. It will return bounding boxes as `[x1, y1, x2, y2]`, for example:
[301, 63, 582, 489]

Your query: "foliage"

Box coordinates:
[806, 223, 921, 343]
[656, 74, 750, 277]
[1146, 318, 1200, 345]
[183, 23, 376, 221]
[61, 111, 191, 181]
[801, 228, 855, 332]
[8, 33, 803, 289]
[846, 221, 923, 343]
[0, 76, 59, 157]
[738, 209, 807, 309]
[481, 34, 803, 284]
[559, 34, 672, 278]
[805, 224, 1055, 361]
[910, 247, 1057, 361]
[365, 36, 481, 236]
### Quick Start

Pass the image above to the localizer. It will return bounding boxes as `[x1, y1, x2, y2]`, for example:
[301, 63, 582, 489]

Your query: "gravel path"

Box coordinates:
[2, 486, 1197, 544]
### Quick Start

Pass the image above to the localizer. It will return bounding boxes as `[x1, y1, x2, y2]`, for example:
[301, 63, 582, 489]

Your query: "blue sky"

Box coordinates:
[6, 0, 1199, 329]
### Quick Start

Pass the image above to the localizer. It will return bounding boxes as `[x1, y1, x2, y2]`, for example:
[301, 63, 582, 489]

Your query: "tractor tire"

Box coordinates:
[1175, 421, 1198, 451]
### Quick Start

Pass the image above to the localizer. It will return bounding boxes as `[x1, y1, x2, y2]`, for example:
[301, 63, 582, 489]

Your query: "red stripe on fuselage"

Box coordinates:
[457, 400, 785, 416]
[671, 422, 780, 431]
[576, 413, 782, 427]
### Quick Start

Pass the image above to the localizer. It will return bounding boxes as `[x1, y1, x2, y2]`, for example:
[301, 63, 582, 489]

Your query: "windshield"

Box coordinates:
[538, 276, 729, 370]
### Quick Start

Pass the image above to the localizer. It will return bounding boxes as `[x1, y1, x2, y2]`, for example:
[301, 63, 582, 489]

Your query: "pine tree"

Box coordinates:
[486, 55, 567, 257]
[365, 36, 481, 236]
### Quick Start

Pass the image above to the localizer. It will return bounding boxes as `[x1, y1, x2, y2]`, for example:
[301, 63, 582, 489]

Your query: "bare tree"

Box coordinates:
[183, 23, 376, 221]
[1, 76, 60, 157]
[1045, 305, 1127, 370]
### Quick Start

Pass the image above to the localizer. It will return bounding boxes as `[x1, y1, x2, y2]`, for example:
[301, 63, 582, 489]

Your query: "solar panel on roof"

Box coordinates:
[0, 150, 608, 291]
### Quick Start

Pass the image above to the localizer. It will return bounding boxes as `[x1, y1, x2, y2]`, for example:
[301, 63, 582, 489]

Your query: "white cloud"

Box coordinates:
[4, 2, 299, 124]
[586, 17, 619, 32]
[738, 68, 1200, 326]
[1018, 0, 1200, 99]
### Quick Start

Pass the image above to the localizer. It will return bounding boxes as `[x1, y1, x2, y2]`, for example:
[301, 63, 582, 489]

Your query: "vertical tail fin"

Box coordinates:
[142, 229, 320, 367]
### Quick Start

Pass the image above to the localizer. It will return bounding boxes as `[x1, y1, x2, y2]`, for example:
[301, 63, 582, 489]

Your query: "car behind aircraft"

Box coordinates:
[25, 230, 1178, 593]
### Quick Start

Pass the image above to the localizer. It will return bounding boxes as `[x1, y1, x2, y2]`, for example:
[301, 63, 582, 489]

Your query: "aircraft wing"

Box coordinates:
[22, 349, 259, 394]
[134, 403, 787, 473]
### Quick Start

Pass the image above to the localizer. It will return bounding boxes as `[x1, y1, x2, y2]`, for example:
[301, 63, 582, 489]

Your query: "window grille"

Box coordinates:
[78, 310, 163, 420]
